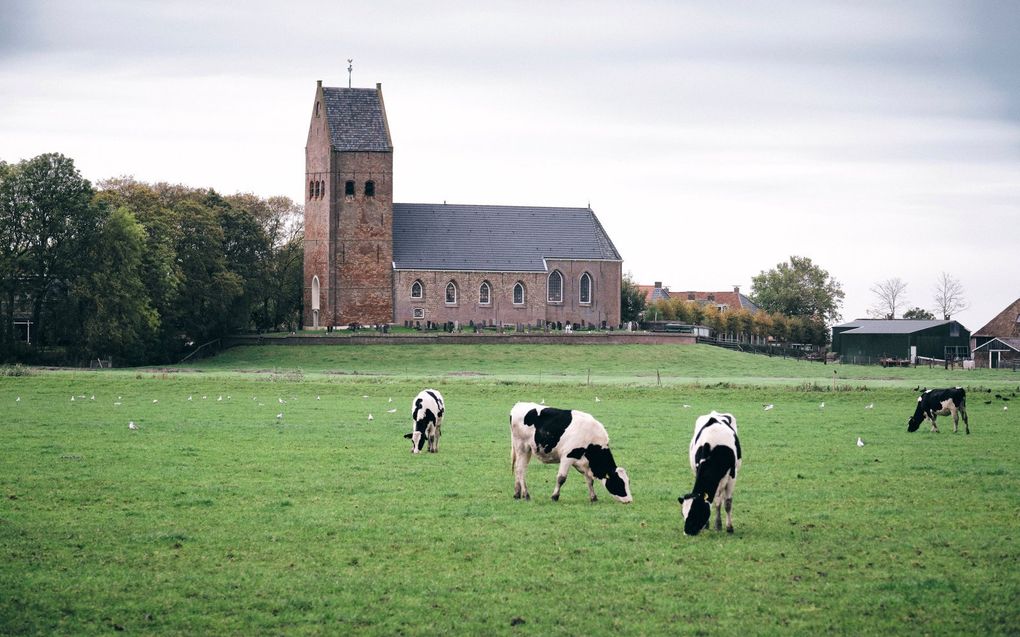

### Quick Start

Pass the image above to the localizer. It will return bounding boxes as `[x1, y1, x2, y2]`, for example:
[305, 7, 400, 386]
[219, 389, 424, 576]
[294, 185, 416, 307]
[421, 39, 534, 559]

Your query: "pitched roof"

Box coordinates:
[392, 203, 621, 271]
[973, 298, 1020, 337]
[972, 337, 1020, 352]
[321, 87, 391, 152]
[834, 319, 959, 334]
[641, 286, 760, 313]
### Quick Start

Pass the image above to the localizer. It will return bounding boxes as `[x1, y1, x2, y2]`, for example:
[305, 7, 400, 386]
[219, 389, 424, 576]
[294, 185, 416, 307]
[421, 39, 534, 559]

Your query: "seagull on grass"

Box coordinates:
[15, 397, 20, 402]
[865, 403, 874, 409]
[763, 404, 774, 411]
[857, 437, 864, 447]
[128, 422, 138, 430]
[188, 395, 193, 401]
[278, 398, 286, 404]
[819, 402, 825, 409]
[387, 408, 397, 413]
[276, 413, 283, 420]
[367, 414, 374, 421]
[595, 397, 601, 403]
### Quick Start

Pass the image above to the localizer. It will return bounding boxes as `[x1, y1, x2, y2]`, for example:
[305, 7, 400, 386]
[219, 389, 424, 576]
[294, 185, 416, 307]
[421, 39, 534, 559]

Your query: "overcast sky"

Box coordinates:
[2, 0, 1018, 329]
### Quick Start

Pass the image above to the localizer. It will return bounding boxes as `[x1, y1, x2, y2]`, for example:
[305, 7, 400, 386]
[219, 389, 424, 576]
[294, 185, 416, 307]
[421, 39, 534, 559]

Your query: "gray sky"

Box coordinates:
[2, 0, 1018, 330]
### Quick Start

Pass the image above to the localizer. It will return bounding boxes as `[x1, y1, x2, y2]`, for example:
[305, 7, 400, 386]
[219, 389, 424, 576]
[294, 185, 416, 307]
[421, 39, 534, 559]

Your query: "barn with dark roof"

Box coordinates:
[303, 82, 622, 329]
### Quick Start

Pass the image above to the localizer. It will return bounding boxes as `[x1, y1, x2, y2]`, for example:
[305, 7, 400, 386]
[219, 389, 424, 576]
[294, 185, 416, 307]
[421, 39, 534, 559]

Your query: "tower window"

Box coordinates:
[579, 272, 592, 305]
[445, 281, 458, 305]
[513, 282, 525, 305]
[547, 270, 563, 303]
[365, 180, 376, 197]
[411, 280, 423, 300]
[318, 180, 324, 199]
[315, 101, 320, 118]
[413, 308, 425, 319]
[345, 180, 355, 197]
[479, 281, 491, 305]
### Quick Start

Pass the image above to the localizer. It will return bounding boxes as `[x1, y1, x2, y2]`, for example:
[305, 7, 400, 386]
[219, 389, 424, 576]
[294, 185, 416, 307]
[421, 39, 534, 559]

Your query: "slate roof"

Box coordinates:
[392, 203, 621, 271]
[321, 87, 391, 152]
[834, 319, 955, 334]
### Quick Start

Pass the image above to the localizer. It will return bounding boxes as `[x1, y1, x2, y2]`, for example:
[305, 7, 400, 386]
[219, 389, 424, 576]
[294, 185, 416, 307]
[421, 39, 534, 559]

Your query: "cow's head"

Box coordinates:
[907, 395, 924, 432]
[678, 492, 711, 535]
[403, 429, 426, 453]
[604, 467, 632, 503]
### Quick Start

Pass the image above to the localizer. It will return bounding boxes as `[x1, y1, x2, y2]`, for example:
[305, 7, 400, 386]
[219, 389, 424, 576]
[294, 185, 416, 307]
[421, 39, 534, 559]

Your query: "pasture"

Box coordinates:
[2, 344, 1018, 635]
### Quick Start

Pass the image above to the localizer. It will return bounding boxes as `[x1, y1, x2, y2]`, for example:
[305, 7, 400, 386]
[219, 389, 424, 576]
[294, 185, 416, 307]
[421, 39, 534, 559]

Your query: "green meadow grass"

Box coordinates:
[1, 345, 1018, 635]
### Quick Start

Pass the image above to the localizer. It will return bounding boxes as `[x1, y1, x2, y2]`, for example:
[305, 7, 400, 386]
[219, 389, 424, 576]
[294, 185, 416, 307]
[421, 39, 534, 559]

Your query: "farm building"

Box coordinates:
[831, 319, 971, 365]
[970, 297, 1020, 368]
[303, 82, 623, 329]
[638, 283, 761, 313]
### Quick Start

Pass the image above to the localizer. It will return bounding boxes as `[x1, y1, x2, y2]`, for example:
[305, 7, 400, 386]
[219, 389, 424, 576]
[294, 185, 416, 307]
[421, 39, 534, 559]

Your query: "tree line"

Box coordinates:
[1, 153, 303, 365]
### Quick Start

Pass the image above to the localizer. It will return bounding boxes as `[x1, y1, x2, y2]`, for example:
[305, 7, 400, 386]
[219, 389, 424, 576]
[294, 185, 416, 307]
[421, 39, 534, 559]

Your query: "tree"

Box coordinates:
[750, 256, 844, 325]
[620, 272, 646, 323]
[933, 272, 968, 320]
[903, 307, 936, 320]
[869, 277, 908, 319]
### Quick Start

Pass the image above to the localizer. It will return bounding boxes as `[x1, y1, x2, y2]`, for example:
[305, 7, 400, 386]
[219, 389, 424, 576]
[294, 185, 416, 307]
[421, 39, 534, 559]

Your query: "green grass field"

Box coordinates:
[2, 344, 1018, 635]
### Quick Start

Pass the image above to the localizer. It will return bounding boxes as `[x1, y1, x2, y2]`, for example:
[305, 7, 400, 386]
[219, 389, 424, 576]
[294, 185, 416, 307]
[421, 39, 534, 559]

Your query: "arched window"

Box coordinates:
[479, 281, 491, 305]
[315, 101, 320, 118]
[445, 281, 458, 305]
[309, 180, 315, 200]
[513, 282, 525, 305]
[345, 180, 355, 197]
[311, 276, 320, 328]
[318, 180, 324, 199]
[364, 180, 376, 197]
[547, 270, 563, 303]
[579, 272, 592, 305]
[411, 280, 423, 300]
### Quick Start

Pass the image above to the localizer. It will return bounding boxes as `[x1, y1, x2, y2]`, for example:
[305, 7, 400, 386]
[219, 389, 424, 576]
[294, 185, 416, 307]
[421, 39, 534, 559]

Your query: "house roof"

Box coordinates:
[392, 203, 622, 271]
[972, 337, 1020, 352]
[640, 286, 760, 313]
[834, 319, 961, 335]
[973, 298, 1020, 338]
[321, 87, 392, 152]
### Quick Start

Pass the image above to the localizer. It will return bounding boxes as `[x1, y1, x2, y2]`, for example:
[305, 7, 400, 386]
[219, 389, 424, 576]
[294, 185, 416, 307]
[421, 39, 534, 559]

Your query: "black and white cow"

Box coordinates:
[907, 387, 969, 434]
[404, 389, 445, 453]
[509, 402, 632, 503]
[678, 411, 742, 536]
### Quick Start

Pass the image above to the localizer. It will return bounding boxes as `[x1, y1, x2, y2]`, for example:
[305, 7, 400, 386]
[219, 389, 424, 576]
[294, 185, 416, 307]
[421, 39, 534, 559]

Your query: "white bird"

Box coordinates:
[276, 413, 283, 419]
[387, 408, 397, 413]
[367, 414, 374, 421]
[1005, 405, 1009, 411]
[387, 397, 392, 403]
[90, 395, 95, 401]
[278, 398, 286, 404]
[865, 403, 874, 409]
[540, 399, 546, 405]
[114, 402, 122, 406]
[819, 402, 825, 409]
[218, 396, 223, 402]
[682, 404, 691, 409]
[763, 404, 774, 411]
[595, 397, 601, 403]
[202, 396, 207, 400]
[362, 395, 369, 399]
[118, 396, 122, 400]
[128, 422, 138, 430]
[70, 396, 75, 402]
[857, 437, 864, 447]
[317, 396, 321, 401]
[15, 397, 20, 402]
[152, 399, 158, 404]
[187, 395, 193, 401]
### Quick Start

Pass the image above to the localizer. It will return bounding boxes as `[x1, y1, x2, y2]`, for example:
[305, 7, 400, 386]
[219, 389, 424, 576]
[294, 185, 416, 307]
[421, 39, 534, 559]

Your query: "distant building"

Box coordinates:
[303, 82, 622, 329]
[970, 298, 1020, 369]
[638, 283, 760, 313]
[831, 319, 971, 364]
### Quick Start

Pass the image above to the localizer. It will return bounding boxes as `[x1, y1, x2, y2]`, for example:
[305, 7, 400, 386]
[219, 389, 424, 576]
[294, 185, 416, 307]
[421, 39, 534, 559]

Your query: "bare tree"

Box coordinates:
[869, 277, 909, 319]
[933, 271, 968, 320]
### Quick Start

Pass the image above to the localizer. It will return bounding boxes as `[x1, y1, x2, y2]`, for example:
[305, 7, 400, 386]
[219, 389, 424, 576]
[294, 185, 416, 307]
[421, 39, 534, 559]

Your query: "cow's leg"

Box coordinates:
[724, 497, 734, 533]
[551, 458, 573, 501]
[513, 446, 531, 500]
[714, 501, 723, 531]
[574, 464, 597, 502]
[928, 415, 940, 433]
[950, 406, 959, 433]
[962, 405, 969, 434]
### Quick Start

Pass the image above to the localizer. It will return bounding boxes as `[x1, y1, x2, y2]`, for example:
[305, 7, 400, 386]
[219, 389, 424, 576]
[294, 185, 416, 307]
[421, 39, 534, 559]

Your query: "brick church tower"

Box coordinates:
[304, 81, 394, 328]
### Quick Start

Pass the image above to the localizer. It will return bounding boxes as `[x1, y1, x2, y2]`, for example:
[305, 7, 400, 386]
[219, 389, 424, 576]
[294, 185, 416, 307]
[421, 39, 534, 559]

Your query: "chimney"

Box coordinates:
[654, 281, 662, 289]
[733, 285, 740, 294]
[377, 82, 382, 90]
[317, 79, 322, 88]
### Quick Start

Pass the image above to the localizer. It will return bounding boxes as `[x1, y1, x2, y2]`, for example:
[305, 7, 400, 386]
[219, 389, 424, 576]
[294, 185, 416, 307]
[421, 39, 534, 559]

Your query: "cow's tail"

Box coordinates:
[511, 445, 517, 475]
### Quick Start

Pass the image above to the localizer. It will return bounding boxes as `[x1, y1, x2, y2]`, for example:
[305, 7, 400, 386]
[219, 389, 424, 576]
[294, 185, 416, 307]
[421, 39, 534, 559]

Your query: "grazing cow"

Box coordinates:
[678, 411, 742, 536]
[509, 402, 632, 503]
[907, 387, 969, 434]
[404, 389, 445, 453]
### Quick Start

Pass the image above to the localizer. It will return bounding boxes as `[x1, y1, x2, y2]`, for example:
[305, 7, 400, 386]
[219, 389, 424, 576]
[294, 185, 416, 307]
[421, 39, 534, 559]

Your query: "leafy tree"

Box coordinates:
[932, 272, 967, 320]
[903, 307, 936, 320]
[750, 256, 844, 325]
[620, 272, 646, 323]
[869, 277, 908, 319]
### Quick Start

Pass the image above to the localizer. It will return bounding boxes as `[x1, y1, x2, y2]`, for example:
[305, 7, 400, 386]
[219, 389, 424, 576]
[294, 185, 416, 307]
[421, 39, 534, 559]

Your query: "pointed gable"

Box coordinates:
[973, 298, 1020, 338]
[321, 87, 392, 152]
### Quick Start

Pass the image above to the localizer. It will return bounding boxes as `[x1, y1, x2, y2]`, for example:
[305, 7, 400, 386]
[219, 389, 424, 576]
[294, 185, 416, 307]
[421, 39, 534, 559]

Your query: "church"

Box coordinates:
[303, 81, 623, 330]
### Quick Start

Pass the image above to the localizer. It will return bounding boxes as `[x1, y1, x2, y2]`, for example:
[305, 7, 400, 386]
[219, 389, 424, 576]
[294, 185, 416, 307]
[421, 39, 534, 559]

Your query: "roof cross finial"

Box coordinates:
[347, 59, 353, 88]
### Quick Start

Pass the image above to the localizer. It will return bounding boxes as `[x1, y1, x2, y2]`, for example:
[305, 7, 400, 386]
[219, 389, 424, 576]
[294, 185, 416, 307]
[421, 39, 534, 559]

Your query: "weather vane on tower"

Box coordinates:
[347, 59, 353, 88]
